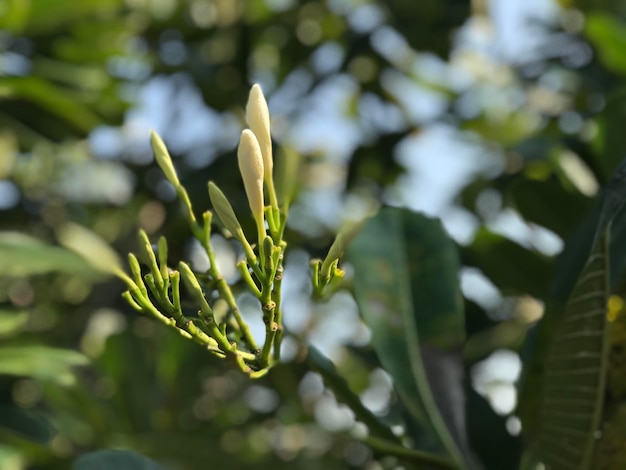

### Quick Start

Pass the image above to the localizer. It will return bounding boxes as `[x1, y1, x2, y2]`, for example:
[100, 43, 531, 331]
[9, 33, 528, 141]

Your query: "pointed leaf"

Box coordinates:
[538, 231, 611, 469]
[0, 232, 94, 277]
[348, 207, 468, 468]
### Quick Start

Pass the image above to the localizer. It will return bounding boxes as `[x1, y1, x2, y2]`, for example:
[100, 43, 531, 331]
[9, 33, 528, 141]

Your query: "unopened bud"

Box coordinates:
[150, 131, 180, 186]
[238, 129, 265, 227]
[208, 182, 243, 237]
[178, 261, 213, 319]
[321, 220, 365, 280]
[246, 84, 273, 180]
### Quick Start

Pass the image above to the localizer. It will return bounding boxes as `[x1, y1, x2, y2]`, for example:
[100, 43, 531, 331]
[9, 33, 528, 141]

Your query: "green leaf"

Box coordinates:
[0, 76, 100, 133]
[72, 450, 163, 470]
[538, 230, 610, 469]
[0, 405, 54, 444]
[0, 232, 95, 277]
[0, 444, 24, 470]
[0, 310, 29, 337]
[0, 346, 89, 385]
[586, 13, 626, 77]
[348, 207, 468, 468]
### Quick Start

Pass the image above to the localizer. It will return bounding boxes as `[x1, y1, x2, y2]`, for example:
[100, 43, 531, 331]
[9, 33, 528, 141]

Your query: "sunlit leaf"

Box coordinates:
[0, 346, 89, 385]
[0, 310, 29, 337]
[0, 232, 94, 277]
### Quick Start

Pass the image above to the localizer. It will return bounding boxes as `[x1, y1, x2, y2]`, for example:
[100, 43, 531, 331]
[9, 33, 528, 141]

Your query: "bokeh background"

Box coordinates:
[1, 0, 625, 468]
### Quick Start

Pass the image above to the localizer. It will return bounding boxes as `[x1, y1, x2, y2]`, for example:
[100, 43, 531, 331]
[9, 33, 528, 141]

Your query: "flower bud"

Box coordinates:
[150, 131, 180, 187]
[246, 84, 272, 180]
[208, 182, 243, 237]
[320, 220, 365, 280]
[127, 253, 145, 292]
[178, 261, 213, 320]
[138, 229, 162, 289]
[237, 129, 265, 227]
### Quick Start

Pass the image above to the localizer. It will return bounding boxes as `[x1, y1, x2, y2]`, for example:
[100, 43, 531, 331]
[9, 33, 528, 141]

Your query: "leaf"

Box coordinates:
[585, 13, 626, 77]
[348, 207, 468, 468]
[0, 310, 29, 337]
[519, 160, 626, 455]
[538, 230, 611, 469]
[72, 450, 163, 470]
[0, 346, 89, 385]
[0, 76, 100, 133]
[0, 232, 95, 277]
[0, 405, 54, 444]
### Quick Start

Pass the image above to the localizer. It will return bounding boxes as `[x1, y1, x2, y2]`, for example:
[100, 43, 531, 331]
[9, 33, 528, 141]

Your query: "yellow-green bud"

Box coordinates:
[138, 229, 162, 289]
[178, 262, 214, 320]
[150, 131, 180, 187]
[262, 235, 274, 271]
[238, 129, 265, 228]
[246, 84, 273, 181]
[320, 220, 365, 280]
[208, 182, 243, 236]
[127, 253, 145, 290]
[158, 236, 168, 279]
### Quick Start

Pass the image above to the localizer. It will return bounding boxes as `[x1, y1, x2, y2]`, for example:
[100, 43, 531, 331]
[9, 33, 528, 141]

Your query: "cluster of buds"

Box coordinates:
[119, 84, 354, 378]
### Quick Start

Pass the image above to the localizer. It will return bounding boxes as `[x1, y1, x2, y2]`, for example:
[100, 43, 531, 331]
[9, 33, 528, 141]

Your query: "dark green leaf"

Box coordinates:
[72, 450, 163, 470]
[348, 207, 468, 468]
[538, 231, 610, 469]
[0, 405, 54, 444]
[0, 77, 101, 133]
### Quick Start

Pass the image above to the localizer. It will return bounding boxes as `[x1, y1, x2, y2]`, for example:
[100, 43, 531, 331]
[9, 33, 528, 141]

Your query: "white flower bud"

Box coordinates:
[238, 129, 265, 226]
[246, 84, 272, 180]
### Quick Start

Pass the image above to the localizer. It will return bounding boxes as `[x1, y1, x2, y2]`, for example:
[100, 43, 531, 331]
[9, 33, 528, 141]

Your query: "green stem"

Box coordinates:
[188, 213, 259, 354]
[237, 261, 262, 298]
[258, 276, 277, 367]
[272, 260, 284, 361]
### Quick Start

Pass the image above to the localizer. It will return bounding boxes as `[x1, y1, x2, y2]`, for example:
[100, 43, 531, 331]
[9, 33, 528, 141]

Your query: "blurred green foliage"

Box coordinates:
[2, 0, 626, 469]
